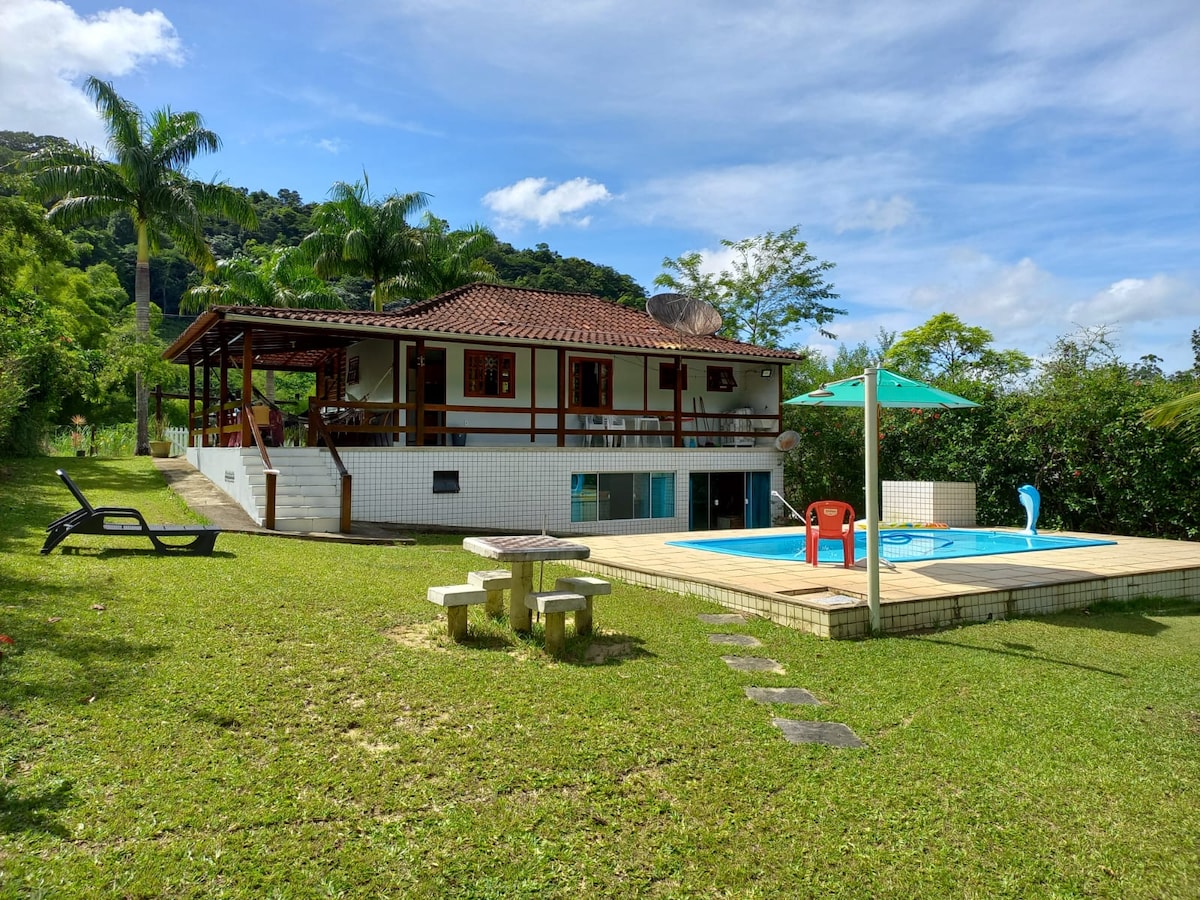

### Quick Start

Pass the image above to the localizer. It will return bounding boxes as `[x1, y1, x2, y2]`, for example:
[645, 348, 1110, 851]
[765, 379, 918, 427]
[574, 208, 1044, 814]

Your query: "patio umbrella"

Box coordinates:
[785, 367, 980, 633]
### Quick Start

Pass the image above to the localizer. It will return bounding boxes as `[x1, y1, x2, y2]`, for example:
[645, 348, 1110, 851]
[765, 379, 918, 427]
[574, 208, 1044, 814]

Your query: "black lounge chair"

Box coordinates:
[41, 468, 220, 555]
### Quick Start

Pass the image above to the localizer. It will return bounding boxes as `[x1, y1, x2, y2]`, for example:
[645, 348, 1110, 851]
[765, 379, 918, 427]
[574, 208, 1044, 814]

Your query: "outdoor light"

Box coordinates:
[807, 385, 835, 398]
[760, 368, 772, 378]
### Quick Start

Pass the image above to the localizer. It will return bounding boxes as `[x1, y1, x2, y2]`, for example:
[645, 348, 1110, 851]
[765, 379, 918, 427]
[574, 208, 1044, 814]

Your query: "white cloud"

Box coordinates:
[1071, 275, 1200, 325]
[836, 195, 918, 234]
[0, 1, 182, 144]
[315, 137, 345, 154]
[482, 176, 612, 229]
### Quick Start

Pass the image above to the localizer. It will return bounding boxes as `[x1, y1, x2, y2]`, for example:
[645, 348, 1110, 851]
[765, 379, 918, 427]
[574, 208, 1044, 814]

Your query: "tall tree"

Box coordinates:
[26, 77, 256, 453]
[655, 226, 842, 348]
[182, 246, 342, 400]
[884, 312, 1033, 384]
[301, 174, 429, 312]
[411, 214, 499, 300]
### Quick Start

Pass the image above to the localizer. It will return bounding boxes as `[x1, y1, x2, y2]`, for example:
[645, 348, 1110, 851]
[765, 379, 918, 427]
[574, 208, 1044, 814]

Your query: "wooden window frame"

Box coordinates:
[569, 356, 613, 410]
[464, 349, 516, 399]
[706, 365, 737, 392]
[658, 362, 687, 391]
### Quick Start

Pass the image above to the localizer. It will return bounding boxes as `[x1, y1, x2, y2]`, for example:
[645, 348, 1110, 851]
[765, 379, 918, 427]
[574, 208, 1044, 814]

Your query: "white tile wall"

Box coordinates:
[882, 481, 976, 526]
[341, 446, 784, 535]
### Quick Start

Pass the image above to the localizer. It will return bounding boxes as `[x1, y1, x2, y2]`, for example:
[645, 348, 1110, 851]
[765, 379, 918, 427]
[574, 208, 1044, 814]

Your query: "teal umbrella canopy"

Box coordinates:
[786, 368, 980, 409]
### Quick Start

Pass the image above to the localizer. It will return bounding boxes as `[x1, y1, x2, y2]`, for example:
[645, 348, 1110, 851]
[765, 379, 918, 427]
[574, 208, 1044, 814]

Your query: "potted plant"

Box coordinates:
[69, 415, 88, 457]
[149, 417, 173, 458]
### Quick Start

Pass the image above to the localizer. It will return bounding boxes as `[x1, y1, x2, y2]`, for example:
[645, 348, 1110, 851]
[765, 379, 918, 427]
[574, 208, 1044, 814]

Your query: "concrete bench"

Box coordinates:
[555, 576, 610, 636]
[468, 569, 512, 616]
[427, 584, 488, 642]
[525, 590, 586, 656]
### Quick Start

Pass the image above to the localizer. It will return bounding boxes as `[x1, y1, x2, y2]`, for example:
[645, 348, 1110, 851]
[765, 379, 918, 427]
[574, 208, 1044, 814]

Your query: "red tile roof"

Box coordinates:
[165, 284, 806, 363]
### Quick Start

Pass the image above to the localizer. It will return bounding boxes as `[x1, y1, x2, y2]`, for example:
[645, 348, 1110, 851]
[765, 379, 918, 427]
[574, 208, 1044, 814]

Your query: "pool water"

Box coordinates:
[668, 529, 1116, 564]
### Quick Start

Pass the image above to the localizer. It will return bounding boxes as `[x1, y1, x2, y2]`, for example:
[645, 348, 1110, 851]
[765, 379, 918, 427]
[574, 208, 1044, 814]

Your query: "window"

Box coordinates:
[432, 470, 460, 493]
[570, 472, 675, 522]
[570, 357, 612, 409]
[464, 349, 515, 398]
[659, 362, 687, 391]
[346, 355, 361, 386]
[706, 366, 737, 392]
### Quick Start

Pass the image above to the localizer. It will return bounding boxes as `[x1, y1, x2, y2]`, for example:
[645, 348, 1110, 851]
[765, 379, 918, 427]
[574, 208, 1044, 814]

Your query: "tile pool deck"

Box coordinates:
[571, 527, 1200, 638]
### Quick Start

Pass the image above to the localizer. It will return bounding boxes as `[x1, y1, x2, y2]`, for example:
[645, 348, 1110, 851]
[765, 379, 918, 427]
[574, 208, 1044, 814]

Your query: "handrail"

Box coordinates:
[243, 404, 278, 530]
[309, 409, 353, 534]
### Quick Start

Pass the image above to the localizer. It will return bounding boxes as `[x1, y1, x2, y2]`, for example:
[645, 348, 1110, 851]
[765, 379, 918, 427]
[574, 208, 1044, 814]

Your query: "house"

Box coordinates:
[162, 284, 804, 534]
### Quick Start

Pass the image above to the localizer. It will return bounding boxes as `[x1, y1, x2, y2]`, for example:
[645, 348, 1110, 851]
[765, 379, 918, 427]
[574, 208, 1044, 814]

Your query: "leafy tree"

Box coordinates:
[884, 312, 1032, 384]
[24, 77, 256, 453]
[655, 226, 842, 348]
[301, 173, 429, 312]
[410, 215, 499, 300]
[482, 241, 647, 306]
[182, 246, 342, 399]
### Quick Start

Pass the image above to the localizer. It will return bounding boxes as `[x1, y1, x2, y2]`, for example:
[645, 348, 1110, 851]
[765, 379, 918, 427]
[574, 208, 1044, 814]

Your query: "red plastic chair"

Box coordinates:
[804, 501, 856, 568]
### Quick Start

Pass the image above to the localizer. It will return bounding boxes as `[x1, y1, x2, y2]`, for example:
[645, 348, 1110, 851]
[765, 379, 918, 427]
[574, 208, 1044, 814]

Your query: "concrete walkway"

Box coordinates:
[152, 456, 413, 545]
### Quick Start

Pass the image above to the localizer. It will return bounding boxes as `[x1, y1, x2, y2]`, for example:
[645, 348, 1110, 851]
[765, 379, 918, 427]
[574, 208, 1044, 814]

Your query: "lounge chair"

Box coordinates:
[41, 469, 220, 555]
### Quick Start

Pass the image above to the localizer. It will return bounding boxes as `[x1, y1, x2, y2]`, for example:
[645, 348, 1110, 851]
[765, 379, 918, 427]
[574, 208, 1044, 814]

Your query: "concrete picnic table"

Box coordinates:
[462, 535, 591, 632]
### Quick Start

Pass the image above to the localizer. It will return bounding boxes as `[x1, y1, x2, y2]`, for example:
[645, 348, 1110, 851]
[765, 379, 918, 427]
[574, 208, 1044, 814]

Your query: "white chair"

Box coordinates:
[603, 416, 625, 447]
[580, 414, 604, 447]
[632, 417, 662, 447]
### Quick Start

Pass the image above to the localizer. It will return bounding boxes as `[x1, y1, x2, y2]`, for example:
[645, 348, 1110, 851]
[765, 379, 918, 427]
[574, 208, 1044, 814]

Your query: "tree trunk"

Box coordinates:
[134, 225, 151, 455]
[265, 369, 276, 403]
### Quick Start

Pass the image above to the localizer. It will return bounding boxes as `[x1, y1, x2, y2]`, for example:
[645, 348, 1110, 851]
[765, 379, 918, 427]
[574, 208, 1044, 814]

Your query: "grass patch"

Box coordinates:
[2, 456, 1199, 898]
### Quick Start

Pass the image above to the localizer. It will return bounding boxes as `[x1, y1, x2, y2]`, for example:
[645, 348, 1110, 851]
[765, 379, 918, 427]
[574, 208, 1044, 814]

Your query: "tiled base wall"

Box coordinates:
[580, 561, 1200, 640]
[882, 481, 976, 526]
[340, 446, 784, 535]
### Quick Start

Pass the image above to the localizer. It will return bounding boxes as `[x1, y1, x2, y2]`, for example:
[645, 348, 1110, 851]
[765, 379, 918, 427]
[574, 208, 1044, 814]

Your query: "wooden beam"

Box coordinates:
[241, 328, 253, 446]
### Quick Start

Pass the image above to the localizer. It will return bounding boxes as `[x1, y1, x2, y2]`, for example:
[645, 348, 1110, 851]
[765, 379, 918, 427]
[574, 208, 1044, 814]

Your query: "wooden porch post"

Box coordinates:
[202, 356, 211, 447]
[414, 337, 426, 446]
[672, 354, 683, 448]
[557, 347, 567, 446]
[241, 328, 254, 445]
[530, 346, 538, 443]
[187, 363, 195, 448]
[219, 342, 229, 447]
[392, 339, 401, 443]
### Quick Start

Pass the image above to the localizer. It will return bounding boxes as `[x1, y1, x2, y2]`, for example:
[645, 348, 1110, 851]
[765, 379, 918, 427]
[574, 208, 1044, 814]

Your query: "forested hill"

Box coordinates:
[0, 130, 648, 321]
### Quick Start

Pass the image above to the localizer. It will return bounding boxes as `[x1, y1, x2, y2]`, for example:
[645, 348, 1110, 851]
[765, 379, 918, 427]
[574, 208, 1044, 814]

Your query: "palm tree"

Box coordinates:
[1144, 392, 1200, 433]
[182, 246, 342, 400]
[27, 77, 256, 454]
[301, 173, 429, 312]
[411, 214, 499, 300]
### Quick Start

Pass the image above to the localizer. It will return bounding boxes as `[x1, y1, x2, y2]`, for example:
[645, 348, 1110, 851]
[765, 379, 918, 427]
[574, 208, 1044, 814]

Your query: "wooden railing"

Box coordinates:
[243, 404, 278, 530]
[308, 410, 353, 534]
[304, 399, 780, 448]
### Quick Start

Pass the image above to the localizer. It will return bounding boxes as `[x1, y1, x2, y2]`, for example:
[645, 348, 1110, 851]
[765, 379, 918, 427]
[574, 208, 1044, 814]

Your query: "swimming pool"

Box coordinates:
[668, 529, 1117, 564]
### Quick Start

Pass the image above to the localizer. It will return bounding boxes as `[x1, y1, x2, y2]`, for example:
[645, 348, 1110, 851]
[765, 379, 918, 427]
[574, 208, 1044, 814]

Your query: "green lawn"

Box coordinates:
[2, 457, 1198, 899]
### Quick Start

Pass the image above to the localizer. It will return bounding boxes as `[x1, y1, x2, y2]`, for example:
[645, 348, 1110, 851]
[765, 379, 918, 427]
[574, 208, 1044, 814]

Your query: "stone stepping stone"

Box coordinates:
[698, 613, 747, 624]
[772, 718, 865, 748]
[708, 633, 762, 647]
[744, 686, 819, 705]
[721, 655, 785, 674]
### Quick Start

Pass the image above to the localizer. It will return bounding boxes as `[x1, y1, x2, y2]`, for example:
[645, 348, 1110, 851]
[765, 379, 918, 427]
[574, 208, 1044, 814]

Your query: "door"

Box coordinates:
[406, 347, 446, 446]
[688, 471, 772, 530]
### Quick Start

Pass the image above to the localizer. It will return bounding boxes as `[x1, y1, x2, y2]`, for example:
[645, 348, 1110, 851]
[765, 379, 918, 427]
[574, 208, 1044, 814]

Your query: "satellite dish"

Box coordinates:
[647, 293, 722, 336]
[774, 430, 800, 452]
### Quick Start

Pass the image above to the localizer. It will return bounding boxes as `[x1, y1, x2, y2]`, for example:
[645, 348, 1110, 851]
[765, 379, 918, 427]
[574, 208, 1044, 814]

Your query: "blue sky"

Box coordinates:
[3, 0, 1199, 371]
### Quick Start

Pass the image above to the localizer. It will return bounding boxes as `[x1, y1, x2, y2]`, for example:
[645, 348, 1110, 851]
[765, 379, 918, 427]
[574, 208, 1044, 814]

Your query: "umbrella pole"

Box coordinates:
[864, 367, 881, 634]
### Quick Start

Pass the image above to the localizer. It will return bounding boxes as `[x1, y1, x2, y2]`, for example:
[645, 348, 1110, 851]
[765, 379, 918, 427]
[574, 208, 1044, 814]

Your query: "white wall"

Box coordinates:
[339, 445, 784, 535]
[343, 338, 782, 448]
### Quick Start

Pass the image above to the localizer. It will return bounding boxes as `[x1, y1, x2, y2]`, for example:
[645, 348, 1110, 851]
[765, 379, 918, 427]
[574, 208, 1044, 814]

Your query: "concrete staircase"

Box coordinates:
[242, 447, 344, 532]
